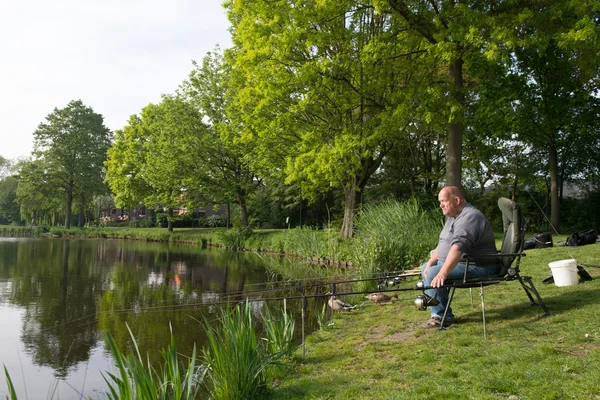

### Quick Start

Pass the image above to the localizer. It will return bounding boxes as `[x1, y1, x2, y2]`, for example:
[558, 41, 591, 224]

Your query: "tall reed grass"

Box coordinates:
[3, 366, 17, 400]
[352, 199, 441, 286]
[103, 325, 204, 400]
[202, 301, 278, 400]
[261, 299, 296, 355]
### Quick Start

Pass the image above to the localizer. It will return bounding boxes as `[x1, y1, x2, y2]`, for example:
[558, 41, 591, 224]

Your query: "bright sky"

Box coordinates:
[0, 0, 232, 161]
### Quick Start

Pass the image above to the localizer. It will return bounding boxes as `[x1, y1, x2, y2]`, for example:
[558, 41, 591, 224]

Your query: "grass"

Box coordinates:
[101, 325, 205, 400]
[202, 301, 285, 400]
[269, 243, 600, 400]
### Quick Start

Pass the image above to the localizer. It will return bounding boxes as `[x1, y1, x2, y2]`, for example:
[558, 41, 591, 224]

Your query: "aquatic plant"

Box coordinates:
[103, 325, 204, 400]
[202, 301, 278, 400]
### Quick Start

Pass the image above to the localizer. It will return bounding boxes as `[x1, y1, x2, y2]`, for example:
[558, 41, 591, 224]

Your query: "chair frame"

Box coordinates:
[438, 197, 551, 332]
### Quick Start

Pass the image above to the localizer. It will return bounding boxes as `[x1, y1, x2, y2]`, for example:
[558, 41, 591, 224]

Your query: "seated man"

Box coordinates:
[421, 186, 500, 328]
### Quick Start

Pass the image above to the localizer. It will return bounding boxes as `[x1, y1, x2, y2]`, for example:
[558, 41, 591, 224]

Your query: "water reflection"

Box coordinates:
[1, 237, 329, 399]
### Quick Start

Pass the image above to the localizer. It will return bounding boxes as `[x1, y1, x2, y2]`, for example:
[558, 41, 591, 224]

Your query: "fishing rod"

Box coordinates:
[37, 279, 448, 335]
[198, 269, 422, 299]
[526, 190, 576, 260]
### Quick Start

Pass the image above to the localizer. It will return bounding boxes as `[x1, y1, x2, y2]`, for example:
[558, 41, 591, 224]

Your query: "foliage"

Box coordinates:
[30, 99, 112, 228]
[178, 49, 259, 228]
[353, 199, 441, 283]
[105, 96, 209, 232]
[103, 326, 204, 400]
[226, 0, 420, 237]
[261, 299, 296, 356]
[3, 366, 17, 400]
[213, 226, 254, 249]
[202, 302, 274, 400]
[0, 155, 13, 180]
[15, 158, 63, 226]
[0, 175, 21, 225]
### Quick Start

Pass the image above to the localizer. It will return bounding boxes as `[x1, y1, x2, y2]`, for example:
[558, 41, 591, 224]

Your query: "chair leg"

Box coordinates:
[480, 282, 487, 339]
[518, 276, 551, 316]
[439, 287, 455, 330]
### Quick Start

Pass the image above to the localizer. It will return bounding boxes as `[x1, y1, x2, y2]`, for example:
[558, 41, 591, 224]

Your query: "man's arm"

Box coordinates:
[431, 244, 462, 288]
[423, 247, 438, 277]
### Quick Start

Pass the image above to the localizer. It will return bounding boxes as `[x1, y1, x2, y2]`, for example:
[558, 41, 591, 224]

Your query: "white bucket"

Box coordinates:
[548, 259, 579, 287]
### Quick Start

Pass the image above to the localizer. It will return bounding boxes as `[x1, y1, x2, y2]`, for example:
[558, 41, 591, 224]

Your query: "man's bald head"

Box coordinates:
[438, 186, 467, 217]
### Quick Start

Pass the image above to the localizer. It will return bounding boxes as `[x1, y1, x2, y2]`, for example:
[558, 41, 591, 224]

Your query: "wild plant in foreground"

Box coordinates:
[353, 199, 441, 285]
[262, 299, 296, 355]
[202, 302, 278, 400]
[103, 325, 204, 400]
[3, 366, 17, 400]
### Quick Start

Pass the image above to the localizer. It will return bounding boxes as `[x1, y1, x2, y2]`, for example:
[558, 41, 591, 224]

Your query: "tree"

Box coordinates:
[0, 175, 21, 224]
[32, 100, 112, 228]
[106, 97, 209, 232]
[0, 155, 13, 180]
[225, 0, 423, 237]
[179, 49, 260, 227]
[503, 0, 600, 230]
[16, 159, 63, 226]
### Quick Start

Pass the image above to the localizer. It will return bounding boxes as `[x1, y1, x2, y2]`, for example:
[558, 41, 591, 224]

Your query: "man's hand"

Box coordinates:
[431, 272, 447, 288]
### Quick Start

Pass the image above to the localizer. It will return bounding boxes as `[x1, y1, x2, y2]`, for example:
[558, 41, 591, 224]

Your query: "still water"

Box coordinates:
[0, 237, 318, 399]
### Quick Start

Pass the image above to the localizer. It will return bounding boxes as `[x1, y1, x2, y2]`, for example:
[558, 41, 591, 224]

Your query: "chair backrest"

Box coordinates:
[497, 197, 525, 275]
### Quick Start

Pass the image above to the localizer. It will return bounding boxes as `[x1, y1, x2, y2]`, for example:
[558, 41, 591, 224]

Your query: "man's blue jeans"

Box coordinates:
[420, 261, 501, 318]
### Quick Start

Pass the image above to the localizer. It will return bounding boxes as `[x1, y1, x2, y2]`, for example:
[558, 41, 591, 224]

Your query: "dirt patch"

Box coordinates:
[354, 323, 423, 351]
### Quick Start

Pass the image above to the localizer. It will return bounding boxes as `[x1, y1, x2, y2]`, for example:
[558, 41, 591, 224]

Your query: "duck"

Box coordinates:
[327, 295, 357, 312]
[366, 292, 398, 305]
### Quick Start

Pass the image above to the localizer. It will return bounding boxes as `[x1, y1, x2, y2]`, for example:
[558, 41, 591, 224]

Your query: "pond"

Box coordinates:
[0, 237, 327, 399]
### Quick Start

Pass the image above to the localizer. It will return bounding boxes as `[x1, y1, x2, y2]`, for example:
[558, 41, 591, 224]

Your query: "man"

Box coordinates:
[420, 186, 500, 328]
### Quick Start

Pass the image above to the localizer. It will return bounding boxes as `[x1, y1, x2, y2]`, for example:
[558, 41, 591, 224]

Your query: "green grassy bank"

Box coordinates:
[272, 244, 600, 400]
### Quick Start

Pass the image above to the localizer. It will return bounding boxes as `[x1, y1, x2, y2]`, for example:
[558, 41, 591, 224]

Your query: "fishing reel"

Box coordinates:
[377, 274, 406, 290]
[414, 293, 439, 311]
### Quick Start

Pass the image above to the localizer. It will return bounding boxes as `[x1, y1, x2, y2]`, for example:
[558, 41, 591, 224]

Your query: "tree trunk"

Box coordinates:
[78, 206, 85, 228]
[511, 147, 520, 201]
[548, 141, 560, 231]
[447, 57, 464, 187]
[226, 202, 231, 229]
[64, 180, 73, 229]
[340, 186, 358, 239]
[167, 207, 174, 232]
[238, 192, 248, 227]
[31, 210, 38, 226]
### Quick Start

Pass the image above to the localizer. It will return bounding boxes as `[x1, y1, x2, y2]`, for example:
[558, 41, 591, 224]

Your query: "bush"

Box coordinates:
[202, 302, 272, 400]
[129, 219, 155, 228]
[213, 227, 253, 249]
[353, 199, 441, 281]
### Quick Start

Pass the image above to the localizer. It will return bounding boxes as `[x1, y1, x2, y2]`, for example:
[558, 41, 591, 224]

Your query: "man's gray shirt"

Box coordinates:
[436, 203, 497, 266]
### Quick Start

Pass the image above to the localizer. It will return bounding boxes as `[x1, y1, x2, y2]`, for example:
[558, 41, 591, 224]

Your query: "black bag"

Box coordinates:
[565, 229, 598, 247]
[523, 232, 553, 250]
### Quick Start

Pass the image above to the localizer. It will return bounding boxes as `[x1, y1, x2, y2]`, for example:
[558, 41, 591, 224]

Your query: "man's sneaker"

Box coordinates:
[420, 315, 454, 328]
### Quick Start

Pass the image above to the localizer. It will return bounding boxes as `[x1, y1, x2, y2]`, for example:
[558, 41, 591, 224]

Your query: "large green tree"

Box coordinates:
[32, 100, 112, 228]
[179, 49, 259, 227]
[106, 97, 209, 232]
[0, 175, 20, 224]
[16, 159, 63, 226]
[0, 155, 13, 180]
[226, 0, 424, 237]
[506, 1, 600, 230]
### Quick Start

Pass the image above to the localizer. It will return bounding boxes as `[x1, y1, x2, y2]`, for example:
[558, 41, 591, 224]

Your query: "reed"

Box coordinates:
[202, 302, 278, 400]
[3, 366, 17, 400]
[352, 199, 440, 289]
[261, 299, 296, 355]
[103, 325, 204, 400]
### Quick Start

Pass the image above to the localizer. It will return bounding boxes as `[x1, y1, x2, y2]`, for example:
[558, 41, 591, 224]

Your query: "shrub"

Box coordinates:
[202, 302, 272, 400]
[103, 325, 204, 400]
[353, 199, 441, 283]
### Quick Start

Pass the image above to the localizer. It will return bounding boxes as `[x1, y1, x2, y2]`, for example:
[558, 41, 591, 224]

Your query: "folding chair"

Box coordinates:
[439, 197, 551, 333]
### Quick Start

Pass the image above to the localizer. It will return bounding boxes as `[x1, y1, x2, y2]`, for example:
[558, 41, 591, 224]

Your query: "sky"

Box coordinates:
[0, 0, 232, 161]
